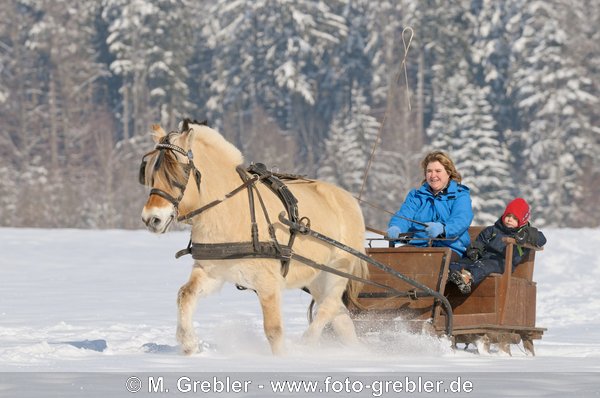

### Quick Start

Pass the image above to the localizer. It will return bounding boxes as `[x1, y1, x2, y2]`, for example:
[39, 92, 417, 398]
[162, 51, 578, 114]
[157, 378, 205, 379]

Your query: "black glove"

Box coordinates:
[515, 226, 540, 245]
[465, 241, 484, 261]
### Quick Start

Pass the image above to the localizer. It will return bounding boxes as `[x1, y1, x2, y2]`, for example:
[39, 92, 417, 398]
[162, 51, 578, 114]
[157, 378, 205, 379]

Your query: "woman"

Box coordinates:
[386, 151, 473, 255]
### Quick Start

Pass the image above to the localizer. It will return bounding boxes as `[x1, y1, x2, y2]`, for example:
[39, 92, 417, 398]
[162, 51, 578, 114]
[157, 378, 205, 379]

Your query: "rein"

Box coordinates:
[177, 171, 261, 222]
[141, 140, 418, 304]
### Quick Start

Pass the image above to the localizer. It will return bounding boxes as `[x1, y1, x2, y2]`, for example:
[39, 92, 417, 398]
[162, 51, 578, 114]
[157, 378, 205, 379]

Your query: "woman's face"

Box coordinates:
[426, 161, 450, 194]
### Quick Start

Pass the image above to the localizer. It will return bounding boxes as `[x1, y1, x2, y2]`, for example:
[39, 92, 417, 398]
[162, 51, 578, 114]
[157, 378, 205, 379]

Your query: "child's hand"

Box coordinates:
[515, 226, 540, 245]
[466, 241, 484, 260]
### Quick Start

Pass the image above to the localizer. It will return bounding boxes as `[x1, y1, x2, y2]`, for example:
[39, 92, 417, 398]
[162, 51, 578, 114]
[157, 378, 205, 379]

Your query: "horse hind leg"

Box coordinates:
[303, 254, 362, 346]
[176, 265, 222, 355]
[330, 308, 360, 345]
[303, 276, 358, 346]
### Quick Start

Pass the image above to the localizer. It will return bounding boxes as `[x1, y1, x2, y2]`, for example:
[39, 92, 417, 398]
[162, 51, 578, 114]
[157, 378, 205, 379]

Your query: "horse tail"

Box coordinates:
[342, 257, 369, 312]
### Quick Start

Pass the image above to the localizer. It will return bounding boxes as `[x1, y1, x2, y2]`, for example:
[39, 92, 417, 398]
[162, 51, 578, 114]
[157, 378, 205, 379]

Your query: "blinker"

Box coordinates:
[139, 160, 147, 185]
[138, 151, 156, 186]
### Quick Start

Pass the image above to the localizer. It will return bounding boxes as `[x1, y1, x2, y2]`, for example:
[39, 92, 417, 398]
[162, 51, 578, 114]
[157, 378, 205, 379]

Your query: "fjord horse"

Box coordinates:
[140, 120, 368, 355]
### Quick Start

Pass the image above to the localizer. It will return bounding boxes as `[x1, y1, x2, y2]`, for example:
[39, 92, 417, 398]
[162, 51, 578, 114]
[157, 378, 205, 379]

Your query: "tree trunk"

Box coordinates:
[122, 84, 130, 140]
[49, 74, 59, 175]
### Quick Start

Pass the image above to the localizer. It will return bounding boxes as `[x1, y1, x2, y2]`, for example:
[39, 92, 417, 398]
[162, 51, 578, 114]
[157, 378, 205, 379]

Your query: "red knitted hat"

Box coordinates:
[503, 198, 530, 227]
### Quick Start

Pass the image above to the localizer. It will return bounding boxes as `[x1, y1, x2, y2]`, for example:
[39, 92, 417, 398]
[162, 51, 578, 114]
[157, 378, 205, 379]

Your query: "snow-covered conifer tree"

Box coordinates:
[102, 0, 194, 137]
[319, 83, 380, 196]
[507, 0, 598, 226]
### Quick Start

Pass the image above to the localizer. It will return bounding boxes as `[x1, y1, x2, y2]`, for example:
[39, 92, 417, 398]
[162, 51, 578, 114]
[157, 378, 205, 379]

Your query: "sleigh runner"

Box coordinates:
[139, 119, 545, 356]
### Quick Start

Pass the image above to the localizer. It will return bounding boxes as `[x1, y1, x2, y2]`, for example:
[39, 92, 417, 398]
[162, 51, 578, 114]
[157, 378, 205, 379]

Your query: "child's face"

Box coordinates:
[503, 214, 519, 228]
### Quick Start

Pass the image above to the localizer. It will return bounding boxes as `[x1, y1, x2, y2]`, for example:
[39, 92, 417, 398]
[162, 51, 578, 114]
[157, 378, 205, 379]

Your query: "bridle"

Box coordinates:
[139, 133, 202, 215]
[139, 132, 261, 223]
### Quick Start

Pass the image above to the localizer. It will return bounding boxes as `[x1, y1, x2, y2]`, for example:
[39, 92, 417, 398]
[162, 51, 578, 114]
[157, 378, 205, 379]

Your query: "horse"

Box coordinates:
[139, 119, 368, 355]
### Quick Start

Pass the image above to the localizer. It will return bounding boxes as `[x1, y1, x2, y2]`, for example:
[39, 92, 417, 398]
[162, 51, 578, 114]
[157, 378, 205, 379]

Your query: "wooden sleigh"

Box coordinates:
[350, 226, 545, 355]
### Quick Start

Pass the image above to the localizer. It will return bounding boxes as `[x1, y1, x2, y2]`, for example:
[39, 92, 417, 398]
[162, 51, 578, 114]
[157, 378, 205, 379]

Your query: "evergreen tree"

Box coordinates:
[404, 0, 473, 130]
[318, 83, 380, 196]
[559, 0, 600, 226]
[206, 0, 351, 169]
[102, 0, 194, 138]
[0, 0, 599, 229]
[454, 86, 512, 225]
[427, 60, 511, 224]
[0, 0, 40, 171]
[471, 1, 520, 135]
[507, 0, 598, 227]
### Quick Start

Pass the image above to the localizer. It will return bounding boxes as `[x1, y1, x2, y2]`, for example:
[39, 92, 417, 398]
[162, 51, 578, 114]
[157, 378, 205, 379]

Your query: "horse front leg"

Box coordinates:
[256, 287, 284, 355]
[176, 264, 221, 355]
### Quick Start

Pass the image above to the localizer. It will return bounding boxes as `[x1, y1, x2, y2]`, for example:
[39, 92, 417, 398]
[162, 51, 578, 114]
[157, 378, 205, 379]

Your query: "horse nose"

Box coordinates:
[142, 215, 162, 228]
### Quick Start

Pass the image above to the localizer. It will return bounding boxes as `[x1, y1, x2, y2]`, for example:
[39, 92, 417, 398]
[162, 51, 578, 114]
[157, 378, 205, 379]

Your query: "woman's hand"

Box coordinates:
[386, 226, 401, 239]
[425, 222, 444, 238]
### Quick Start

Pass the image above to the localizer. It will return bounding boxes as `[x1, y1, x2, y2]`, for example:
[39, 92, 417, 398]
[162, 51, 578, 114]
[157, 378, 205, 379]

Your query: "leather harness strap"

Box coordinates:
[176, 163, 300, 277]
[176, 170, 260, 222]
[184, 242, 291, 260]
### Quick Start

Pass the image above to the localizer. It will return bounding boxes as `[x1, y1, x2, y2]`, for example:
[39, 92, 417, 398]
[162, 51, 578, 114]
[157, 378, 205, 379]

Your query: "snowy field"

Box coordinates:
[1, 227, 599, 397]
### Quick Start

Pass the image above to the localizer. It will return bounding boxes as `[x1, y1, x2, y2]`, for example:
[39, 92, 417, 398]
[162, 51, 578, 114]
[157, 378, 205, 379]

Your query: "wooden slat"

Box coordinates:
[451, 296, 496, 315]
[498, 243, 513, 324]
[356, 247, 451, 321]
[435, 312, 498, 328]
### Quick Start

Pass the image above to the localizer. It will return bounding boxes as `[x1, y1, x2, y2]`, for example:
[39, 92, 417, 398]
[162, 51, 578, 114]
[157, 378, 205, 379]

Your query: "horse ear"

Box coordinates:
[182, 126, 196, 149]
[151, 124, 166, 143]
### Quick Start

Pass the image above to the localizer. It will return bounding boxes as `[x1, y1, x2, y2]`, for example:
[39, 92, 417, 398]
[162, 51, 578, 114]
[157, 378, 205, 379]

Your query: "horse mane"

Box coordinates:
[186, 122, 244, 168]
[180, 118, 208, 132]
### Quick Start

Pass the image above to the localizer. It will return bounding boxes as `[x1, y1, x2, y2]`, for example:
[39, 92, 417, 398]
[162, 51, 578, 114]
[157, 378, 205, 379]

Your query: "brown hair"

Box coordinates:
[420, 151, 462, 184]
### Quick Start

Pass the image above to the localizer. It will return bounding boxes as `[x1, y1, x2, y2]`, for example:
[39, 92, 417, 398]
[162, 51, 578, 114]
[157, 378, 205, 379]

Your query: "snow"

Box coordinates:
[1, 227, 599, 396]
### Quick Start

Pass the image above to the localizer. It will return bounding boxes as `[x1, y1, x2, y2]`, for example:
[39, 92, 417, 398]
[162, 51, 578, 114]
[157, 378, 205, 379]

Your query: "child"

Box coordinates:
[448, 197, 547, 294]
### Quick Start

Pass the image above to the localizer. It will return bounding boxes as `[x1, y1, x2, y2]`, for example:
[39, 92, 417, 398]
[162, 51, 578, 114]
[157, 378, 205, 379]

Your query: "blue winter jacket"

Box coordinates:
[388, 180, 473, 255]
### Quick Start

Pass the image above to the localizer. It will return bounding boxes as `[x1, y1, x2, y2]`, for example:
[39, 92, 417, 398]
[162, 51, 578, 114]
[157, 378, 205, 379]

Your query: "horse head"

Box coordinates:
[139, 123, 201, 233]
[139, 119, 244, 234]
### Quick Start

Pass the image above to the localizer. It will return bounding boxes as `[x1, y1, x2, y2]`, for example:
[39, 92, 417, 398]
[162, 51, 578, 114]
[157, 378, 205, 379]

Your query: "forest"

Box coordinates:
[0, 0, 598, 229]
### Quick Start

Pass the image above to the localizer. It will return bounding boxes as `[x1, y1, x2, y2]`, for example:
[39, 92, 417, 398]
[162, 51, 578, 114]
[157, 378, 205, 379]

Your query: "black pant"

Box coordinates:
[449, 257, 504, 285]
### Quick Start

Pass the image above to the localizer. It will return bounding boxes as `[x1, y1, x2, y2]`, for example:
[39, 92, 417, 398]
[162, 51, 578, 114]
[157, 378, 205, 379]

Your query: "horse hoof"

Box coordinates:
[177, 327, 199, 355]
[179, 338, 200, 355]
